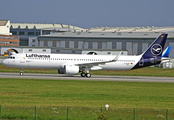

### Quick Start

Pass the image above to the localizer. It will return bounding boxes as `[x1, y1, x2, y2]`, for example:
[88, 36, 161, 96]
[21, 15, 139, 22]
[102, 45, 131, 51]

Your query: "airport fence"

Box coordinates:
[0, 105, 173, 120]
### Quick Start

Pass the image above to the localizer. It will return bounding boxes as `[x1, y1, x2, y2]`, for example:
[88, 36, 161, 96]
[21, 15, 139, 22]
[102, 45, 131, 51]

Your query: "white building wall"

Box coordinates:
[82, 50, 128, 55]
[0, 20, 12, 35]
[23, 48, 51, 53]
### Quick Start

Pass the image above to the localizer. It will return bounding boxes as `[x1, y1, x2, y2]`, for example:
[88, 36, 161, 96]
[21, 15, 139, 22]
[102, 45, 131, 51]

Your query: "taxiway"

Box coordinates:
[0, 72, 173, 83]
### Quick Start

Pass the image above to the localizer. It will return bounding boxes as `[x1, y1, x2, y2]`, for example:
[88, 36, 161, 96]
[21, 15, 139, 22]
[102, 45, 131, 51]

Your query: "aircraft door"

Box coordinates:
[20, 54, 26, 63]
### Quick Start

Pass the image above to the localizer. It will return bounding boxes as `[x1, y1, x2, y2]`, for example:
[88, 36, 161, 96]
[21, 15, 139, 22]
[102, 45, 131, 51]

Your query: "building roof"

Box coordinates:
[39, 26, 174, 39]
[87, 26, 174, 33]
[0, 20, 8, 26]
[10, 23, 84, 30]
[9, 22, 174, 38]
[40, 30, 174, 39]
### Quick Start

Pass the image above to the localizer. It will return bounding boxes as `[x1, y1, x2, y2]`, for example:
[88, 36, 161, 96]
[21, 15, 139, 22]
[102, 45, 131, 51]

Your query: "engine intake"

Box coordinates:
[58, 64, 79, 75]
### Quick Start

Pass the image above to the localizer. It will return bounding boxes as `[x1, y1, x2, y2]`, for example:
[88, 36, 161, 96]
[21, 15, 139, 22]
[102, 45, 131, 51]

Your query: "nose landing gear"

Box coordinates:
[20, 68, 24, 76]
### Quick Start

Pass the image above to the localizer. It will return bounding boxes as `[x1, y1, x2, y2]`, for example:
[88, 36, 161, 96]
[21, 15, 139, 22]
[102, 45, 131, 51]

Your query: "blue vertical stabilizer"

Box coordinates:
[132, 34, 168, 70]
[162, 46, 171, 58]
[142, 34, 168, 58]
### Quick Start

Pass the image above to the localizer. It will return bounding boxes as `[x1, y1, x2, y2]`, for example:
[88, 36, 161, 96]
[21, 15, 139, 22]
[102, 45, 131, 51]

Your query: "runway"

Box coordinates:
[0, 72, 174, 83]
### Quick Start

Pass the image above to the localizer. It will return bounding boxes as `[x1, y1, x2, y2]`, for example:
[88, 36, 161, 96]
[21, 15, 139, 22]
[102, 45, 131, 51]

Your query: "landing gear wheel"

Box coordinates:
[20, 72, 23, 76]
[86, 73, 91, 78]
[81, 72, 86, 77]
[20, 68, 24, 76]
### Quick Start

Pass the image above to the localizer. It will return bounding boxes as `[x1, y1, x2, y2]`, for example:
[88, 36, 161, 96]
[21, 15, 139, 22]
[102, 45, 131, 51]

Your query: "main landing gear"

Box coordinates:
[20, 68, 24, 76]
[81, 71, 91, 78]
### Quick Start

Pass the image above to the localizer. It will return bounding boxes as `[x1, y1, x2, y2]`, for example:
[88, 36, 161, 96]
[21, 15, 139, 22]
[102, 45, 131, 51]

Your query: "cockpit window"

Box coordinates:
[8, 57, 15, 59]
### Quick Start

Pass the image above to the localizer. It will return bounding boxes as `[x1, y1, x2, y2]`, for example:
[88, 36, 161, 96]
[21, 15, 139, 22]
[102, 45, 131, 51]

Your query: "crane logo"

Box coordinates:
[151, 44, 162, 55]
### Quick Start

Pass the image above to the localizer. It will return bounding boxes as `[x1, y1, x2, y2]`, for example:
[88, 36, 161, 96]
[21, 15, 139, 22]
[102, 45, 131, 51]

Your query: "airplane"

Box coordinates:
[2, 34, 168, 77]
[162, 46, 171, 58]
[161, 46, 172, 63]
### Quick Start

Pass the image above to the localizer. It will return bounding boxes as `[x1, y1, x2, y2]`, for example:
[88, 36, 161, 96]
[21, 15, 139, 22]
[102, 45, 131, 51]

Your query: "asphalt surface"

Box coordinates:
[0, 72, 174, 83]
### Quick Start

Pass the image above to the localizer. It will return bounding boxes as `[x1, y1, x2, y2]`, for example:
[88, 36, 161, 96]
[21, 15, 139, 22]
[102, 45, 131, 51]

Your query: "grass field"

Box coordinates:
[1, 63, 174, 119]
[1, 78, 174, 109]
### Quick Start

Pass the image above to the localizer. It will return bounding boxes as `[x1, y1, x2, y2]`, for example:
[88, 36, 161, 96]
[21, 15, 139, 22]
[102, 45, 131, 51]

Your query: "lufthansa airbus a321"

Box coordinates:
[2, 34, 169, 77]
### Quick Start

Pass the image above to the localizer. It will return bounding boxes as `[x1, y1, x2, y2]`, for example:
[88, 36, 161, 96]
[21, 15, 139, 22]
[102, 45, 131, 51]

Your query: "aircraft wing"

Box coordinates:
[75, 52, 122, 70]
[76, 60, 113, 67]
[76, 60, 115, 70]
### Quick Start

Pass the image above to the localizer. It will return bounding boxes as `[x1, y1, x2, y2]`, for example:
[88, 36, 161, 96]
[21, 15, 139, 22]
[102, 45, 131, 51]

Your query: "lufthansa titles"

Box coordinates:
[26, 54, 50, 58]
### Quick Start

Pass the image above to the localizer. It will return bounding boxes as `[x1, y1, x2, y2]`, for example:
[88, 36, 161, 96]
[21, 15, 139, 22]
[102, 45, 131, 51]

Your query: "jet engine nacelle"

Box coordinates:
[65, 64, 79, 74]
[58, 64, 79, 75]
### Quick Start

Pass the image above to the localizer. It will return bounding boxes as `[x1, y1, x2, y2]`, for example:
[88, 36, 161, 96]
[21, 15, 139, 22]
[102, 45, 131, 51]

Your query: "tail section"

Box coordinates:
[132, 34, 168, 69]
[162, 46, 171, 58]
[142, 34, 168, 58]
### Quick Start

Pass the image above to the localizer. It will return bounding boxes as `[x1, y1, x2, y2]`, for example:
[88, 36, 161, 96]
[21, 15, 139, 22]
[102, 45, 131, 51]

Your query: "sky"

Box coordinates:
[0, 0, 174, 28]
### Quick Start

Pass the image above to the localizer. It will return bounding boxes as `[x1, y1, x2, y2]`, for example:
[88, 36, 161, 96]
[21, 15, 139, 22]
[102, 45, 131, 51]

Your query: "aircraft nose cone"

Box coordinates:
[2, 59, 7, 66]
[2, 59, 5, 65]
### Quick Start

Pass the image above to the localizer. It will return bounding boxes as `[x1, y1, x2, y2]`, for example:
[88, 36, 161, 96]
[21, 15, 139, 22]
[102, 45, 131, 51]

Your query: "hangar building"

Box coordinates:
[36, 27, 174, 57]
[10, 23, 84, 46]
[6, 22, 174, 58]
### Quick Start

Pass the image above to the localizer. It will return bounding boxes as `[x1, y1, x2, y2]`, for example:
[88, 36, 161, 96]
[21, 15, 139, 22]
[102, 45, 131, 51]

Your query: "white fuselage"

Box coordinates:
[2, 53, 142, 71]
